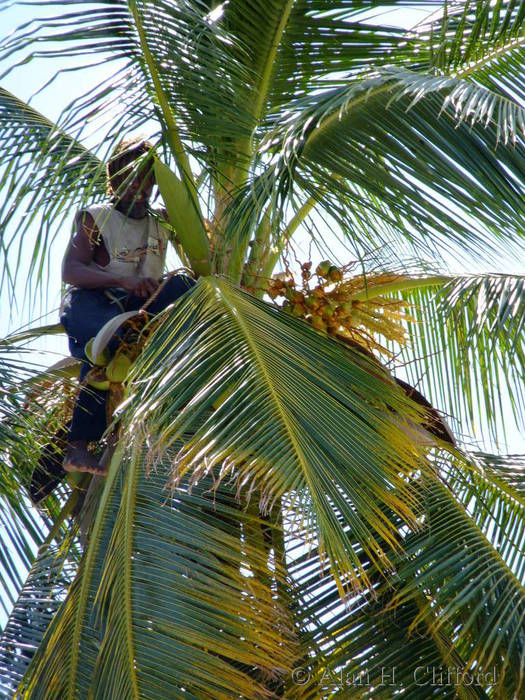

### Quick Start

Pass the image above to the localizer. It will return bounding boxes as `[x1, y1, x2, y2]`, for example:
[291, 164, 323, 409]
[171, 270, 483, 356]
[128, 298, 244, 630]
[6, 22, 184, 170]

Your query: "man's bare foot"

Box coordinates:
[63, 441, 108, 475]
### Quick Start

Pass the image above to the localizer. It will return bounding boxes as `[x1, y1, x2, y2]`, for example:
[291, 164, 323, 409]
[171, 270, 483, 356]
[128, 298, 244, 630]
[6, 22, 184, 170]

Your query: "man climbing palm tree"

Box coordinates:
[60, 138, 193, 474]
[1, 2, 524, 697]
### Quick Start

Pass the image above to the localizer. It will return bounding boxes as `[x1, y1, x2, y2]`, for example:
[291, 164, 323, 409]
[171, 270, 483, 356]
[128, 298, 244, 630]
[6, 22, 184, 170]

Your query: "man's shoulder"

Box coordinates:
[78, 202, 115, 213]
[76, 202, 113, 221]
[76, 203, 121, 233]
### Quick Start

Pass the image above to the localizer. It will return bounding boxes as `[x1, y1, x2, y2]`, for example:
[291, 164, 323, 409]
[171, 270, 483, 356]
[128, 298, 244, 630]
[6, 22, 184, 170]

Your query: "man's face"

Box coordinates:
[111, 156, 155, 208]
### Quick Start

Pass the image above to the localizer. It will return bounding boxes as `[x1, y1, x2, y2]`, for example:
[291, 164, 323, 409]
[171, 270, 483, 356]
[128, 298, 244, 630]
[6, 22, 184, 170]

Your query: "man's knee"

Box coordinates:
[147, 274, 195, 314]
[164, 274, 195, 299]
[62, 288, 124, 359]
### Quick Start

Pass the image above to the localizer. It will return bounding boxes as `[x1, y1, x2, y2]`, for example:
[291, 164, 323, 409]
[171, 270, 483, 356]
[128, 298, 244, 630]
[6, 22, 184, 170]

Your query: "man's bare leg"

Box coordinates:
[63, 440, 108, 475]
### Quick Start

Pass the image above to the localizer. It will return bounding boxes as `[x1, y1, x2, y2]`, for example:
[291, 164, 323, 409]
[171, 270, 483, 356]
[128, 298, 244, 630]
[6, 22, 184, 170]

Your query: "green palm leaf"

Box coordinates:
[0, 517, 79, 697]
[14, 456, 122, 700]
[266, 68, 525, 263]
[0, 88, 103, 293]
[0, 344, 56, 612]
[0, 332, 84, 623]
[425, 0, 525, 103]
[393, 473, 525, 695]
[0, 0, 251, 147]
[381, 66, 524, 144]
[394, 274, 525, 443]
[223, 0, 420, 126]
[474, 452, 525, 494]
[17, 450, 300, 699]
[124, 278, 439, 590]
[443, 453, 525, 580]
[284, 453, 525, 697]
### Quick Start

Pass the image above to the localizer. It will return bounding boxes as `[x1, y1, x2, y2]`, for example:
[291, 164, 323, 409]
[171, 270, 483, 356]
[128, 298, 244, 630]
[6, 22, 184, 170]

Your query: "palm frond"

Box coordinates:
[393, 473, 525, 696]
[0, 0, 252, 148]
[0, 339, 78, 618]
[0, 88, 103, 294]
[381, 65, 525, 144]
[284, 452, 525, 697]
[14, 453, 121, 700]
[0, 323, 64, 348]
[0, 516, 79, 696]
[224, 0, 421, 128]
[18, 449, 300, 699]
[2, 1, 524, 289]
[287, 569, 490, 698]
[124, 278, 440, 592]
[266, 67, 525, 264]
[424, 0, 525, 107]
[443, 452, 525, 581]
[0, 346, 49, 596]
[394, 274, 525, 444]
[473, 451, 525, 494]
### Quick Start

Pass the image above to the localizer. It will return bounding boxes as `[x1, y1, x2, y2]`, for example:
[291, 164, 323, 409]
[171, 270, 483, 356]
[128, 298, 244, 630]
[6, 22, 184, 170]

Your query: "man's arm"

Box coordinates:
[62, 212, 158, 296]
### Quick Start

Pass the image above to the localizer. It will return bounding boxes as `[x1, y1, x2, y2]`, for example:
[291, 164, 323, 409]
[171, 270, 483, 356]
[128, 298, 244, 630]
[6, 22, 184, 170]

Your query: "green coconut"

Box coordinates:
[86, 367, 110, 391]
[321, 302, 336, 318]
[339, 301, 353, 317]
[310, 315, 327, 332]
[304, 295, 320, 310]
[85, 338, 111, 367]
[315, 260, 331, 277]
[328, 266, 343, 283]
[106, 354, 133, 384]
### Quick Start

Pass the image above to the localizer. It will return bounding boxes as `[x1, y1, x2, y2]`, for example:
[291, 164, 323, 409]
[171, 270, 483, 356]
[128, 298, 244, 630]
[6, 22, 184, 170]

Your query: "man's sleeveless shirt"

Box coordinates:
[72, 203, 168, 282]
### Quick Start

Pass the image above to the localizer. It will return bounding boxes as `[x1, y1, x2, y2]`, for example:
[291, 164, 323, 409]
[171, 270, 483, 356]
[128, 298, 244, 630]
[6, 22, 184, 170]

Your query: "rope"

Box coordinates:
[140, 267, 194, 312]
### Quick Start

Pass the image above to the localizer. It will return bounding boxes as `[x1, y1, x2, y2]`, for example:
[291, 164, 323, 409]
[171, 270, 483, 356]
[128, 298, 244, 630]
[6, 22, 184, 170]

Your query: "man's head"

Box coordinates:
[107, 138, 155, 212]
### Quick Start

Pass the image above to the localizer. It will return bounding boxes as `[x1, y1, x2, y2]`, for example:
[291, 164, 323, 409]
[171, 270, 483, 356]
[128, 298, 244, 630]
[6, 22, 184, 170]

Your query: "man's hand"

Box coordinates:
[120, 276, 159, 298]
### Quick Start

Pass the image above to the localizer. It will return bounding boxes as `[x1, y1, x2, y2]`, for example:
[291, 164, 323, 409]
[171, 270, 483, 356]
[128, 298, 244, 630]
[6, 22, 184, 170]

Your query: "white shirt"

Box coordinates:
[77, 203, 169, 281]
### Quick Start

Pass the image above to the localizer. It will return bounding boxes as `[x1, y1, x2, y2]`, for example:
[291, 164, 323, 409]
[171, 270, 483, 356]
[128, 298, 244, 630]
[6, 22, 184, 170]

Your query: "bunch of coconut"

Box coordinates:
[84, 339, 134, 390]
[267, 261, 411, 356]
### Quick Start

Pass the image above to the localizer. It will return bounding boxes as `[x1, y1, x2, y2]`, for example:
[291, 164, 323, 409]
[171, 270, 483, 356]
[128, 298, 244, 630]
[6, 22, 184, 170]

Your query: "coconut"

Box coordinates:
[84, 338, 111, 367]
[339, 301, 353, 316]
[106, 354, 133, 383]
[304, 296, 320, 310]
[86, 367, 110, 391]
[321, 303, 336, 318]
[328, 266, 343, 283]
[315, 260, 331, 277]
[310, 316, 327, 332]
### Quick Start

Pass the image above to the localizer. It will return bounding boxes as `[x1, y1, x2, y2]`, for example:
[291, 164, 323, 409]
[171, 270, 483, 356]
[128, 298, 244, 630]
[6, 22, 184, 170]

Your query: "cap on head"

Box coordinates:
[106, 138, 155, 197]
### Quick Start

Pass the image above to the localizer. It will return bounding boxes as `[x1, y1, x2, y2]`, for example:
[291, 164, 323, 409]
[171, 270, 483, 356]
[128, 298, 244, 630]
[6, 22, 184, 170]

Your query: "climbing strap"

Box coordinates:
[140, 268, 194, 313]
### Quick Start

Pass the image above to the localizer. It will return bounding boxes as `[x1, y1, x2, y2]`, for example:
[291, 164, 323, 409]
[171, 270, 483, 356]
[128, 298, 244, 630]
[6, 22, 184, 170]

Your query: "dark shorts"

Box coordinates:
[61, 275, 195, 359]
[62, 275, 195, 442]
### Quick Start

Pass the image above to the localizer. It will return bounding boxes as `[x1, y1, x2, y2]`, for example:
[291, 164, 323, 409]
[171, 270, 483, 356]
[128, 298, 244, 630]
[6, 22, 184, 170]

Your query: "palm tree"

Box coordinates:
[0, 0, 524, 697]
